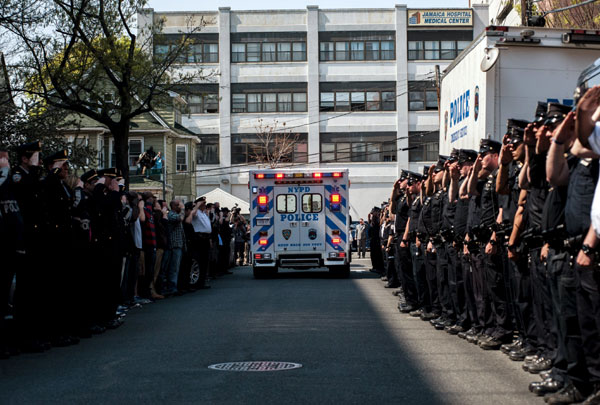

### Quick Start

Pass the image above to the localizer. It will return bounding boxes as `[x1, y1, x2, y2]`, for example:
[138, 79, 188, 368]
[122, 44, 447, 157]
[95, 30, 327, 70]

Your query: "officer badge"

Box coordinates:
[12, 173, 21, 183]
[308, 229, 317, 240]
[282, 229, 291, 240]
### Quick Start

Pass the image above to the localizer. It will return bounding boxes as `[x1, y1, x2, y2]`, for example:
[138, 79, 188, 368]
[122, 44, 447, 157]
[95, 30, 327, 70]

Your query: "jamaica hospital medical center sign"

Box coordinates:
[408, 10, 473, 27]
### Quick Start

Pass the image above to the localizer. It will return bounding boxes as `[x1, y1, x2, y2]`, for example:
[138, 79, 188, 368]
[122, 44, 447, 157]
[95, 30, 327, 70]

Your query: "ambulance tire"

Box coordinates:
[253, 266, 277, 279]
[329, 264, 350, 278]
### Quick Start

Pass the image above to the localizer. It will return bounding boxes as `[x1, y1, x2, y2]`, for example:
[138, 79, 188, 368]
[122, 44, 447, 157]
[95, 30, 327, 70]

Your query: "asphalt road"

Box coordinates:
[0, 257, 541, 405]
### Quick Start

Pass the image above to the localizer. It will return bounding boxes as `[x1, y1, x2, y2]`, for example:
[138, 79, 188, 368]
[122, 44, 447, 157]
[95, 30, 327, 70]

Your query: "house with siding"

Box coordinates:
[61, 104, 199, 202]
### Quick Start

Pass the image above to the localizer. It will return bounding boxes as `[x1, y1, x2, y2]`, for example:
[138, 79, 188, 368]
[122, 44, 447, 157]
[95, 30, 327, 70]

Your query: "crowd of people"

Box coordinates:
[367, 87, 600, 405]
[0, 146, 251, 359]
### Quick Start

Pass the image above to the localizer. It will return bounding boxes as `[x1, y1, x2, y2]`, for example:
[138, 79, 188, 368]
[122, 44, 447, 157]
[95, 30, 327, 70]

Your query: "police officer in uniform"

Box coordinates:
[10, 141, 51, 352]
[392, 171, 419, 313]
[418, 161, 443, 321]
[443, 150, 469, 335]
[429, 156, 455, 330]
[406, 170, 430, 318]
[91, 168, 125, 330]
[497, 117, 532, 359]
[40, 149, 80, 346]
[0, 146, 25, 358]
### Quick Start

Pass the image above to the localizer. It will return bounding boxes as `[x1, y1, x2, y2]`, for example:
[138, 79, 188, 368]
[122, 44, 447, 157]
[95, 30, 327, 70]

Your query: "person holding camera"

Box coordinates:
[185, 197, 211, 289]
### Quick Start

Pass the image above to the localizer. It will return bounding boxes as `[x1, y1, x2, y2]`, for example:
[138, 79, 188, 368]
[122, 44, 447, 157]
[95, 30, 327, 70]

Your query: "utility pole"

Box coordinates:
[521, 0, 528, 26]
[435, 64, 441, 119]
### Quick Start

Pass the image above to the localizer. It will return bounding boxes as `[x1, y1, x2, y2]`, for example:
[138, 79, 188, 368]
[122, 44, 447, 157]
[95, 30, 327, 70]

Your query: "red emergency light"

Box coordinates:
[333, 172, 342, 178]
[259, 239, 268, 246]
[258, 195, 268, 205]
[332, 237, 341, 244]
[255, 253, 263, 259]
[313, 172, 322, 178]
[255, 173, 265, 179]
[331, 193, 341, 204]
[338, 252, 346, 258]
[276, 173, 284, 179]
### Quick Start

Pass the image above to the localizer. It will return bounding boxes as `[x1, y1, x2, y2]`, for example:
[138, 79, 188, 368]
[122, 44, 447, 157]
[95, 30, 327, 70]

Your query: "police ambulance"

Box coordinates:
[249, 169, 350, 279]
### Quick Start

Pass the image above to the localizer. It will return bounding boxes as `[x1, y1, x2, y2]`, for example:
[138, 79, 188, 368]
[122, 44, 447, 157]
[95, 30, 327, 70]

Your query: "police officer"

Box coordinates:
[497, 117, 532, 359]
[392, 171, 419, 313]
[429, 156, 455, 330]
[0, 146, 24, 358]
[452, 149, 479, 339]
[70, 169, 99, 337]
[40, 149, 79, 346]
[91, 168, 125, 330]
[466, 138, 512, 349]
[368, 206, 384, 274]
[405, 172, 430, 318]
[418, 160, 444, 321]
[10, 141, 50, 352]
[443, 150, 469, 335]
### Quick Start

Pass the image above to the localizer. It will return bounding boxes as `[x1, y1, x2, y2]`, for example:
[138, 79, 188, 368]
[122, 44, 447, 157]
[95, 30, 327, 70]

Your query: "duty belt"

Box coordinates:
[522, 228, 544, 249]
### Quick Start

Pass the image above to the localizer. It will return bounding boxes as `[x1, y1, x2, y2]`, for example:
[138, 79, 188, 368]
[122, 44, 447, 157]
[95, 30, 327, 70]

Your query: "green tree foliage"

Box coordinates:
[1, 0, 207, 184]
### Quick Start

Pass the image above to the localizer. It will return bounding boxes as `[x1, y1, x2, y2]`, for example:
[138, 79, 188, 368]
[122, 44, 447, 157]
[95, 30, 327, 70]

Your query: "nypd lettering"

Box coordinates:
[288, 186, 311, 193]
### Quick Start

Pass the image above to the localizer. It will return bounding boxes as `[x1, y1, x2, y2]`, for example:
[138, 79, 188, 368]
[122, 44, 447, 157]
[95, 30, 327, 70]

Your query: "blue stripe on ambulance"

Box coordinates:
[325, 216, 347, 242]
[252, 186, 274, 250]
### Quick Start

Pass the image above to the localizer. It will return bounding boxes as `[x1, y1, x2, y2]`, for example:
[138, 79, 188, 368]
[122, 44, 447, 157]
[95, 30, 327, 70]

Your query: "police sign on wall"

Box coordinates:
[408, 9, 473, 26]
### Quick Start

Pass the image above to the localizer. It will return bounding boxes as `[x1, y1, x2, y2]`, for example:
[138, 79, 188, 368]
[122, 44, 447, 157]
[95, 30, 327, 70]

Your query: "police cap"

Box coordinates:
[399, 170, 408, 181]
[407, 171, 423, 185]
[81, 169, 98, 184]
[433, 156, 448, 173]
[448, 148, 459, 163]
[16, 141, 42, 158]
[479, 139, 502, 155]
[98, 168, 118, 178]
[422, 165, 430, 179]
[544, 102, 571, 125]
[44, 149, 69, 165]
[507, 119, 529, 143]
[534, 101, 548, 123]
[458, 149, 478, 164]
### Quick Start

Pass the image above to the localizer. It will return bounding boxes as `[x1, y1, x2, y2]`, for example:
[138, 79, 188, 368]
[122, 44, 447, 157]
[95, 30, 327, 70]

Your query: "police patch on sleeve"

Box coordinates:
[12, 173, 22, 183]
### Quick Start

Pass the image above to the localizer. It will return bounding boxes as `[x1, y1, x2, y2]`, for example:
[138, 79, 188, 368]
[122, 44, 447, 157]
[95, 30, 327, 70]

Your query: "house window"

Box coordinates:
[409, 131, 439, 162]
[231, 134, 308, 164]
[196, 134, 219, 165]
[321, 90, 395, 112]
[319, 39, 395, 61]
[320, 133, 397, 162]
[231, 41, 307, 62]
[186, 93, 219, 114]
[110, 138, 144, 169]
[231, 92, 308, 113]
[98, 138, 105, 169]
[176, 145, 188, 172]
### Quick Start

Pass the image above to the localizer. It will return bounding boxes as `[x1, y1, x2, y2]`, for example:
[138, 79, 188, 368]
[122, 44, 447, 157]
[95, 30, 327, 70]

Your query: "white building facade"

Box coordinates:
[139, 5, 489, 219]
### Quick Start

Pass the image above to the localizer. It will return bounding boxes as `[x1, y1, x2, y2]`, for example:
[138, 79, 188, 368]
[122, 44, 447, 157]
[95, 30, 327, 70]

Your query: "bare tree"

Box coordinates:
[1, 0, 212, 185]
[251, 119, 300, 169]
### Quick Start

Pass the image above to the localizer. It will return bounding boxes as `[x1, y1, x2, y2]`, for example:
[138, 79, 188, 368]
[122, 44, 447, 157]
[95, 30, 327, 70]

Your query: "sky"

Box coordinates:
[147, 0, 470, 12]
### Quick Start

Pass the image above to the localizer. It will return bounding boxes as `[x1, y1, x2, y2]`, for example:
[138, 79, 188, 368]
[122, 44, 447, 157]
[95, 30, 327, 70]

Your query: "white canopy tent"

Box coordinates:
[201, 188, 250, 215]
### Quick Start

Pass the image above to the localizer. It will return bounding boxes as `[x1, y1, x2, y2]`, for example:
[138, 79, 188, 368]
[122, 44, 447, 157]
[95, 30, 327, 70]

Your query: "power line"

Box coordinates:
[160, 129, 439, 178]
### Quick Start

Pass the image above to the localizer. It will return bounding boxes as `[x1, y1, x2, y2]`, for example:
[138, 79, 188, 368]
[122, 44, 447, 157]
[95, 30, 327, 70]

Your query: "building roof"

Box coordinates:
[201, 187, 250, 215]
